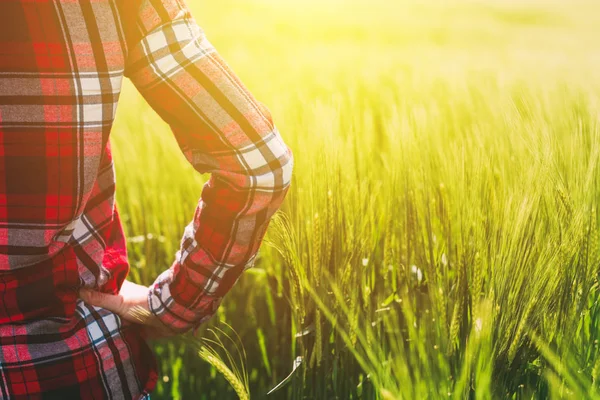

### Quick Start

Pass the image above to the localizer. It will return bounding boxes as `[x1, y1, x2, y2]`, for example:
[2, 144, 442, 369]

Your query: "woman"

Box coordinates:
[0, 0, 293, 397]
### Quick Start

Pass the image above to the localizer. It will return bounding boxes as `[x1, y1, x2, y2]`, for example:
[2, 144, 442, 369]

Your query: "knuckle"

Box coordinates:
[85, 290, 105, 305]
[87, 291, 101, 303]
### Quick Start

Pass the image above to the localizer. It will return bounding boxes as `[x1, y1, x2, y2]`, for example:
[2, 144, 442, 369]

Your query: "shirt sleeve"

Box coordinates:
[122, 0, 294, 333]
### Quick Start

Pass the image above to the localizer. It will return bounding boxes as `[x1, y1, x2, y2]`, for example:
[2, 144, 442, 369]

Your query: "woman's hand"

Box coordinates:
[79, 279, 176, 339]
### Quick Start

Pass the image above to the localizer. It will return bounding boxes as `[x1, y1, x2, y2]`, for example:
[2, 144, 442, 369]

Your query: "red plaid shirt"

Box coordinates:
[0, 0, 293, 397]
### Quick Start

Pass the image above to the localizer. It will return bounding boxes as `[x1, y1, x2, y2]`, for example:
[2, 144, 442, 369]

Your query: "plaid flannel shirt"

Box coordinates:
[0, 0, 293, 397]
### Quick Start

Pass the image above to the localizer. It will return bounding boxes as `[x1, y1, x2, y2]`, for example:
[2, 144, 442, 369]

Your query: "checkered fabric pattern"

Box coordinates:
[0, 0, 293, 396]
[0, 298, 156, 399]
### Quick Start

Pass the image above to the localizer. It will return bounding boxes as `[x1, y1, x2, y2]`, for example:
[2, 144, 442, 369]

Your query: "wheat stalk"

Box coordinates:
[508, 297, 536, 363]
[325, 188, 335, 270]
[471, 251, 483, 301]
[127, 305, 153, 324]
[312, 212, 322, 288]
[448, 255, 465, 354]
[592, 352, 600, 387]
[198, 345, 250, 400]
[315, 309, 322, 367]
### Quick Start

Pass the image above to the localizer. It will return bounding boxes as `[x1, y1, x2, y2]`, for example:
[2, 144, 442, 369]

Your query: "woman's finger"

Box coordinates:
[79, 289, 125, 315]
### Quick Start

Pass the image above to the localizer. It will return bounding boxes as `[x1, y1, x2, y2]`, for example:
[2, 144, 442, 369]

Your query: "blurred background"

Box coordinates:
[112, 0, 600, 398]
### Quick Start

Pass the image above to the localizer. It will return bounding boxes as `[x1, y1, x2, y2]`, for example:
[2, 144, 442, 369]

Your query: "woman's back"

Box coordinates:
[0, 0, 157, 397]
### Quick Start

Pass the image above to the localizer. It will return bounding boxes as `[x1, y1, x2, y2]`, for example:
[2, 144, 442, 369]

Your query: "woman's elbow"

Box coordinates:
[280, 144, 294, 189]
[247, 127, 293, 191]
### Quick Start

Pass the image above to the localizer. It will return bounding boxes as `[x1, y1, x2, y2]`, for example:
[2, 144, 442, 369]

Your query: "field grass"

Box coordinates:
[111, 0, 600, 398]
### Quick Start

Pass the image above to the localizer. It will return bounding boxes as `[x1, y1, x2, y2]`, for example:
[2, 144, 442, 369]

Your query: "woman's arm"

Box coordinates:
[85, 0, 293, 335]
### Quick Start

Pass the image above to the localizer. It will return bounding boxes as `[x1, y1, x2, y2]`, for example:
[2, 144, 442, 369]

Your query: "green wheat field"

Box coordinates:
[111, 0, 600, 398]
